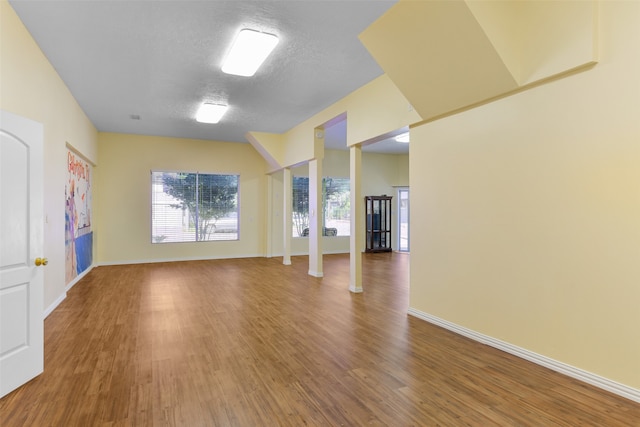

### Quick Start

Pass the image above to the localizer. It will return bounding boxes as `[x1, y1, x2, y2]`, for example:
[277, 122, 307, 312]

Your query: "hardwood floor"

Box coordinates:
[1, 253, 638, 426]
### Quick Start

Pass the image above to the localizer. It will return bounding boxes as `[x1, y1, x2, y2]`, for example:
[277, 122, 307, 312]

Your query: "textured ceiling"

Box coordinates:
[10, 0, 407, 153]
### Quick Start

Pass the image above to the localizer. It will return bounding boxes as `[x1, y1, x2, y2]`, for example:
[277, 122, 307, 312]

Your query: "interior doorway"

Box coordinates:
[397, 187, 409, 252]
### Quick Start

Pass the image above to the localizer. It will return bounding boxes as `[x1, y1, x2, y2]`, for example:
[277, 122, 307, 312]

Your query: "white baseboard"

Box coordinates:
[407, 308, 640, 404]
[44, 264, 96, 318]
[271, 250, 350, 257]
[44, 293, 66, 319]
[96, 253, 264, 266]
[65, 265, 94, 292]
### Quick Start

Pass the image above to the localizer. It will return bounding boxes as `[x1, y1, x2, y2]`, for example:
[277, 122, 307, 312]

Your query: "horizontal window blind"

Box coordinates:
[151, 171, 239, 243]
[291, 176, 350, 237]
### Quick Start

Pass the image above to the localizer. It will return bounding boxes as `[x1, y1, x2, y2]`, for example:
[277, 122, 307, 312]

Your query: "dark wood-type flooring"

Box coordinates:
[1, 253, 639, 426]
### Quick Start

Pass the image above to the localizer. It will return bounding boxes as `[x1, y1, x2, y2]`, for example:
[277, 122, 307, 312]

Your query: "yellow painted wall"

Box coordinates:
[268, 149, 408, 256]
[465, 0, 598, 86]
[1, 0, 98, 311]
[96, 133, 267, 264]
[343, 76, 420, 149]
[246, 131, 284, 172]
[394, 153, 409, 187]
[361, 151, 408, 194]
[409, 1, 640, 388]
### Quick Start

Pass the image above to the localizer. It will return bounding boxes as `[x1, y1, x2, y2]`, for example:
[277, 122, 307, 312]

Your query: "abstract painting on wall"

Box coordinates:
[65, 147, 93, 284]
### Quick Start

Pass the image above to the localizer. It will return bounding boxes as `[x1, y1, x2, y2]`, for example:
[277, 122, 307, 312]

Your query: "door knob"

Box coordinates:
[35, 257, 48, 266]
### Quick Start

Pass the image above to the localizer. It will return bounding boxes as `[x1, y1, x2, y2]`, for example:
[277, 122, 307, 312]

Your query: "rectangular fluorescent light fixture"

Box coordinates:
[222, 29, 279, 77]
[196, 103, 228, 124]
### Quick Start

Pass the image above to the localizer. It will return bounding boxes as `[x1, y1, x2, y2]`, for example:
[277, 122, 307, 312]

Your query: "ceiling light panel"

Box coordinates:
[196, 103, 228, 124]
[395, 132, 410, 143]
[222, 29, 279, 77]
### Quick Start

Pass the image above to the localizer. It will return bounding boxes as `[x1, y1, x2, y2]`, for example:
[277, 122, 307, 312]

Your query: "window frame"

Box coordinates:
[151, 170, 240, 243]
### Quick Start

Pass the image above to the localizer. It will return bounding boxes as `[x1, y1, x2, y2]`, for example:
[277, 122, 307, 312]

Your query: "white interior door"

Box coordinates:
[0, 110, 44, 398]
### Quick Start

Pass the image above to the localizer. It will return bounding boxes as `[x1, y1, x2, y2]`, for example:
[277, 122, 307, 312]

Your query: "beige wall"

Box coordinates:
[409, 1, 640, 388]
[1, 0, 99, 311]
[268, 149, 408, 256]
[96, 133, 268, 264]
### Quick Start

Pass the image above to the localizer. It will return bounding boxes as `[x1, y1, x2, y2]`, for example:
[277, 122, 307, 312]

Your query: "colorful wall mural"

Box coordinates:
[65, 148, 92, 283]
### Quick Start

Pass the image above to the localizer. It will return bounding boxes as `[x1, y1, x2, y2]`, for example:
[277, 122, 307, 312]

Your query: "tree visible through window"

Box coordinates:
[292, 176, 350, 237]
[151, 171, 239, 243]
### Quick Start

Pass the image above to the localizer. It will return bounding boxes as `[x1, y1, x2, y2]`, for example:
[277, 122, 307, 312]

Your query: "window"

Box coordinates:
[292, 177, 310, 237]
[292, 176, 350, 237]
[151, 171, 238, 243]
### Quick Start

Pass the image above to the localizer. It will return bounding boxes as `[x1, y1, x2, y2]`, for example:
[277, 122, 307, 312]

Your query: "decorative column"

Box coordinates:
[282, 168, 292, 265]
[266, 174, 273, 258]
[308, 158, 323, 277]
[349, 145, 363, 293]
